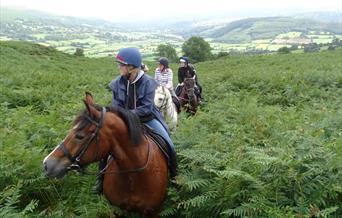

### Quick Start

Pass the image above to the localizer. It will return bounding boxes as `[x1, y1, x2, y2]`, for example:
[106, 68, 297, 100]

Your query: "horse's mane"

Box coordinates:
[73, 104, 142, 145]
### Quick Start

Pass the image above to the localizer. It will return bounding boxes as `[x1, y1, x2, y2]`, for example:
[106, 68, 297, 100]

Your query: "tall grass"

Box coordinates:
[1, 41, 341, 217]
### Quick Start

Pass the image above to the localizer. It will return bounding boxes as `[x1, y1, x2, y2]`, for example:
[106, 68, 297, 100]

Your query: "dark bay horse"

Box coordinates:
[43, 93, 168, 217]
[177, 77, 198, 115]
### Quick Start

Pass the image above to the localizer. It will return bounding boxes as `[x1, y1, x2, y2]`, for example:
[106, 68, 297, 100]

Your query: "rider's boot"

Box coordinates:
[168, 146, 179, 186]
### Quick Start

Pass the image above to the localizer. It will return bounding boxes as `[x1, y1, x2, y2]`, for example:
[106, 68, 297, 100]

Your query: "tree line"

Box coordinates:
[155, 36, 214, 63]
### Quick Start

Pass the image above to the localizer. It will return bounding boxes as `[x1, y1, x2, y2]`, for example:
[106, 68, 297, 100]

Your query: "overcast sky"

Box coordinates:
[1, 0, 341, 22]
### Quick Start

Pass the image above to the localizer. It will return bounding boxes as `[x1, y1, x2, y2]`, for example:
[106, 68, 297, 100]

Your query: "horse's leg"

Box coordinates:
[166, 101, 177, 131]
[171, 105, 177, 130]
[188, 96, 197, 115]
[143, 209, 161, 218]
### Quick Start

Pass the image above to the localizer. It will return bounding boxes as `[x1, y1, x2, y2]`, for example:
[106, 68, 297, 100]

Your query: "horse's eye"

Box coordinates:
[75, 133, 84, 140]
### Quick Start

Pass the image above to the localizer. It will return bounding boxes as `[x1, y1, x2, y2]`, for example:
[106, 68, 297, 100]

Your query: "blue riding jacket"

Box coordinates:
[108, 70, 169, 134]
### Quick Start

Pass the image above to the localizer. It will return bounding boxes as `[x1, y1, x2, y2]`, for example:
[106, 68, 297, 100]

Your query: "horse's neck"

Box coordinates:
[111, 142, 147, 169]
[106, 114, 147, 169]
[165, 92, 172, 107]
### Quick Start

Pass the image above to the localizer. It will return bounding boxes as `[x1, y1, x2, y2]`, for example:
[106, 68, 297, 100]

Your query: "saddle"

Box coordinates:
[142, 124, 169, 159]
[142, 124, 178, 177]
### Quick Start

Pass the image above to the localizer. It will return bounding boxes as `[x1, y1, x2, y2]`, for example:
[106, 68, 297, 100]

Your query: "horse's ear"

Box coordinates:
[85, 92, 94, 105]
[83, 92, 100, 118]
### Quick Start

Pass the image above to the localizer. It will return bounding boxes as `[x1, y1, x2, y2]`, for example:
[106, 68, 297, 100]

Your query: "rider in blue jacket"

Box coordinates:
[93, 48, 178, 193]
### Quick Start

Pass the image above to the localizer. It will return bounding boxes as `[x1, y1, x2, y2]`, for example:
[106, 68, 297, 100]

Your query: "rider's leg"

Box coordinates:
[175, 84, 183, 96]
[169, 88, 177, 98]
[194, 86, 203, 104]
[169, 88, 181, 113]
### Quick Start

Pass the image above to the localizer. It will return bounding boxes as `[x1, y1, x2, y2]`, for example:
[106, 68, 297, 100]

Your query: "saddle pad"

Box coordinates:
[142, 124, 170, 161]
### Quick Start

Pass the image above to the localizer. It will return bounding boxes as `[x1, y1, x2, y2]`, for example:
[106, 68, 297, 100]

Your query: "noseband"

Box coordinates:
[57, 107, 106, 169]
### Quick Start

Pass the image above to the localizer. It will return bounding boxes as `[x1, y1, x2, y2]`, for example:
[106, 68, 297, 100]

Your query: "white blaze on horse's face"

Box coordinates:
[43, 124, 79, 178]
[43, 144, 71, 178]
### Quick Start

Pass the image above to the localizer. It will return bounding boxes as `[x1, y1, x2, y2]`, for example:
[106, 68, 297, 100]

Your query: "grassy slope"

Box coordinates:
[1, 41, 341, 217]
[206, 17, 341, 43]
[1, 8, 341, 46]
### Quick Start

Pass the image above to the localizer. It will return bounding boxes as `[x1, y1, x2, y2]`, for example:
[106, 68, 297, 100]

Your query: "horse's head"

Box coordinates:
[43, 92, 110, 178]
[183, 78, 196, 99]
[43, 92, 143, 178]
[154, 86, 171, 110]
[177, 78, 198, 114]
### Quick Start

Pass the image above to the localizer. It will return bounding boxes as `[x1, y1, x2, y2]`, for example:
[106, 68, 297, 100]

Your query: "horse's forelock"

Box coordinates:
[73, 110, 91, 131]
[73, 104, 103, 131]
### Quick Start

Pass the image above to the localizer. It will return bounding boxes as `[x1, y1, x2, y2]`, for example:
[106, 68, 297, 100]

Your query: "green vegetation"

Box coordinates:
[208, 17, 341, 43]
[156, 44, 178, 63]
[74, 48, 85, 57]
[1, 41, 341, 217]
[182, 36, 213, 63]
[277, 46, 291, 54]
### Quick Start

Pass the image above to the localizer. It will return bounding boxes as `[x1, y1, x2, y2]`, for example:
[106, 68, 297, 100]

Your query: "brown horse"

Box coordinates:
[177, 77, 198, 115]
[43, 93, 168, 217]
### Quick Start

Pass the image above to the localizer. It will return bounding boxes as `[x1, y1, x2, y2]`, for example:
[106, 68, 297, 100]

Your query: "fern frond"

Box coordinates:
[178, 191, 218, 209]
[160, 207, 177, 217]
[182, 178, 211, 192]
[221, 205, 252, 217]
[316, 206, 339, 218]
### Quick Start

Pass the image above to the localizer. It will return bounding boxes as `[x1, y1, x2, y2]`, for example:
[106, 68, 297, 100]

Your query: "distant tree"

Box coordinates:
[331, 38, 342, 46]
[155, 44, 178, 62]
[74, 48, 84, 57]
[327, 45, 336, 51]
[216, 51, 230, 58]
[304, 43, 320, 53]
[289, 45, 298, 51]
[182, 36, 212, 63]
[278, 46, 291, 54]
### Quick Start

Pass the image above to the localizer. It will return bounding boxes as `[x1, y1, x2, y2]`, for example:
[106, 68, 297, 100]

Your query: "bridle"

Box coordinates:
[56, 106, 151, 175]
[57, 107, 106, 170]
[182, 78, 195, 103]
[156, 87, 168, 111]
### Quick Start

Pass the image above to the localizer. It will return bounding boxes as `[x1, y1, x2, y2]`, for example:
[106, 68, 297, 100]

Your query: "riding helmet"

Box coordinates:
[158, 57, 169, 68]
[179, 56, 189, 64]
[116, 47, 142, 68]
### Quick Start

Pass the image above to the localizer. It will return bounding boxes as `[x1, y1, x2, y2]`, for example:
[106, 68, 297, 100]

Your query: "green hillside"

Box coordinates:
[206, 17, 341, 43]
[1, 8, 341, 57]
[0, 7, 183, 58]
[1, 41, 341, 217]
